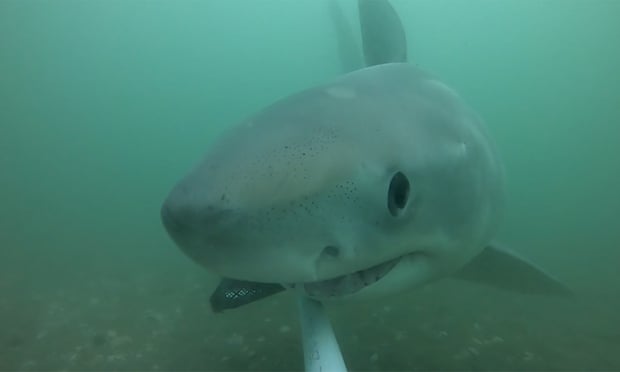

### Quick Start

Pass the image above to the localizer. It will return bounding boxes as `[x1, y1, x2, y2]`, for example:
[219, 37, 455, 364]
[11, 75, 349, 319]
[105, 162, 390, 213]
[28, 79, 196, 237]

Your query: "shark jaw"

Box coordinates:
[286, 252, 430, 299]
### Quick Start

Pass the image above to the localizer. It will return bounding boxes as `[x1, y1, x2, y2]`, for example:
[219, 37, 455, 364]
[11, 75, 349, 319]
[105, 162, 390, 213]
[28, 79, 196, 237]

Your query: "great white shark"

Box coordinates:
[161, 0, 569, 312]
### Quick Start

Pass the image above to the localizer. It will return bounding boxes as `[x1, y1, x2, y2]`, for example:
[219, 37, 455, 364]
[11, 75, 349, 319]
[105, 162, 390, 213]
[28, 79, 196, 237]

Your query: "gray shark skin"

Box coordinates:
[162, 1, 569, 310]
[163, 62, 504, 300]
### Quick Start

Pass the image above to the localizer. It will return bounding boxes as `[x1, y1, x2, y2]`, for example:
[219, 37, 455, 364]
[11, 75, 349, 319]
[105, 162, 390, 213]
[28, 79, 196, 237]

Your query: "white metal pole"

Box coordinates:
[297, 295, 347, 372]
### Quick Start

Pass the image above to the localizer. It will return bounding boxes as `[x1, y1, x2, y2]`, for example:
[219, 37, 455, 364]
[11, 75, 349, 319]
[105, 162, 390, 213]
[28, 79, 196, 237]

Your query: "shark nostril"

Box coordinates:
[321, 245, 341, 259]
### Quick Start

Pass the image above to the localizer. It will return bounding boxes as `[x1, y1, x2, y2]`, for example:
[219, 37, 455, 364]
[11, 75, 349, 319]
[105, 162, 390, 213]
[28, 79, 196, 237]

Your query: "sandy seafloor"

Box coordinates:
[1, 266, 619, 371]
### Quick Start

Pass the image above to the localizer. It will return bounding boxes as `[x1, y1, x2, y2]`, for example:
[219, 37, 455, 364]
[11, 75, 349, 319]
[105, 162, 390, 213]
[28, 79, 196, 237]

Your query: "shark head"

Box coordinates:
[161, 63, 504, 300]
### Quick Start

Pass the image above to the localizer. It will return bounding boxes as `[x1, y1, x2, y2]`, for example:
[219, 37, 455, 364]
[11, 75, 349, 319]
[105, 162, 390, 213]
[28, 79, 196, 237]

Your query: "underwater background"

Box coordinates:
[1, 0, 619, 370]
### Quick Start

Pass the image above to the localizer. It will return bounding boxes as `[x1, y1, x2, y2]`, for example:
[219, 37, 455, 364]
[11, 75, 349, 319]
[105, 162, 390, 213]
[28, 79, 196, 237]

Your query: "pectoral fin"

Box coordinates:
[454, 244, 572, 296]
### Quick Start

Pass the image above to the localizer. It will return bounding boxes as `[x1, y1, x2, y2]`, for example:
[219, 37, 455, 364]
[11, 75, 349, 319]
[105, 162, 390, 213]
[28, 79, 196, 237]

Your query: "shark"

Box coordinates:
[161, 0, 569, 313]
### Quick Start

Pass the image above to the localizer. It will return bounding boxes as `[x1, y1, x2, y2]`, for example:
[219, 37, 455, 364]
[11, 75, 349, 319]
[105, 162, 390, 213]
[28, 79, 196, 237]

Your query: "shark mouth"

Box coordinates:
[295, 256, 403, 298]
[209, 255, 412, 312]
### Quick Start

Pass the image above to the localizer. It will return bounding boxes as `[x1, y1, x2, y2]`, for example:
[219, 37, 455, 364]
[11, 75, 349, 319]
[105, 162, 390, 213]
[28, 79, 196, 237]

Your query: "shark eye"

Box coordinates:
[387, 171, 410, 217]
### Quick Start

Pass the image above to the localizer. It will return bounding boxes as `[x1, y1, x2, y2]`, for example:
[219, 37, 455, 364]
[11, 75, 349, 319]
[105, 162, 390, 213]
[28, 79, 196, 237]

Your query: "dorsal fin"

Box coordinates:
[329, 0, 364, 73]
[358, 0, 408, 66]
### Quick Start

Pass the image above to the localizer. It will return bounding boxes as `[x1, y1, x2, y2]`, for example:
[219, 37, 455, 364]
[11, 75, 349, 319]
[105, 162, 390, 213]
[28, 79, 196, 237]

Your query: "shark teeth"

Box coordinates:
[302, 256, 402, 298]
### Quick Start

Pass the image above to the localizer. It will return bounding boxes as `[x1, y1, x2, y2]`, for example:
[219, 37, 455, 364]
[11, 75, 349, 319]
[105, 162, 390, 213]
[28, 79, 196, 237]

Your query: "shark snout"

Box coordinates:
[160, 184, 235, 248]
[160, 202, 183, 236]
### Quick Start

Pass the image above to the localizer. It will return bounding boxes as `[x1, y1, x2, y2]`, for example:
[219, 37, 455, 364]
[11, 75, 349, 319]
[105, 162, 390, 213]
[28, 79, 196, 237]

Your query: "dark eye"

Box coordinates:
[387, 171, 410, 217]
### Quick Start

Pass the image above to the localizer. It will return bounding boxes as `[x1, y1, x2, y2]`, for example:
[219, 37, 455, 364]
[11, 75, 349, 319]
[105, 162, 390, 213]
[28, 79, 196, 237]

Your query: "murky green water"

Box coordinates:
[1, 0, 619, 370]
